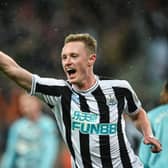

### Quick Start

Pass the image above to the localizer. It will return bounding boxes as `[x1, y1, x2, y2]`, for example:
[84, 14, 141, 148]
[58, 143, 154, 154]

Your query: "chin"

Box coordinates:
[68, 78, 76, 84]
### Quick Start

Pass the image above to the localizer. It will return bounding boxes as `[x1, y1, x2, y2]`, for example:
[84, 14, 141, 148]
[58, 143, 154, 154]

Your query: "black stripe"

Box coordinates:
[47, 103, 54, 109]
[124, 88, 138, 113]
[79, 94, 93, 168]
[92, 86, 113, 168]
[113, 87, 132, 168]
[61, 87, 78, 168]
[36, 83, 62, 96]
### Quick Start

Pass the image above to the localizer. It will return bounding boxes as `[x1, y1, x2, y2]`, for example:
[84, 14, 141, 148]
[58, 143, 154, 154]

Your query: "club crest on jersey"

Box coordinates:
[105, 94, 117, 106]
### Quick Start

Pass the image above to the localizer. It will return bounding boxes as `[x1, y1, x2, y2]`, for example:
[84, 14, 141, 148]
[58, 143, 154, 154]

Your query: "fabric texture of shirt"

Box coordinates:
[30, 74, 144, 168]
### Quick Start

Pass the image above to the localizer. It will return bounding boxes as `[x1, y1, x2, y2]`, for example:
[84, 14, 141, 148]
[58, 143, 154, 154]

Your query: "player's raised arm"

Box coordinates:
[0, 51, 32, 91]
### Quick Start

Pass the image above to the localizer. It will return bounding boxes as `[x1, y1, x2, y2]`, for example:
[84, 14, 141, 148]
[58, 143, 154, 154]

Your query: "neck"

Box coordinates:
[74, 74, 97, 91]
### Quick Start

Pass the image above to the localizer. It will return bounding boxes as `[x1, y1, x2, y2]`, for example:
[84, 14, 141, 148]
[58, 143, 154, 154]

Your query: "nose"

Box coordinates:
[64, 56, 72, 65]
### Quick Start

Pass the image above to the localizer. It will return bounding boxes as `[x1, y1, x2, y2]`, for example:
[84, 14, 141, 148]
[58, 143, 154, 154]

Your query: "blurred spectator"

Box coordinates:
[0, 93, 60, 168]
[144, 1, 168, 83]
[139, 80, 168, 167]
[146, 37, 168, 82]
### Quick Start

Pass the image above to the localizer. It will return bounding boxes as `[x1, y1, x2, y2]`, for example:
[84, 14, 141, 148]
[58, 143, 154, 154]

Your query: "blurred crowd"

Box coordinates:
[0, 0, 168, 167]
[0, 88, 71, 168]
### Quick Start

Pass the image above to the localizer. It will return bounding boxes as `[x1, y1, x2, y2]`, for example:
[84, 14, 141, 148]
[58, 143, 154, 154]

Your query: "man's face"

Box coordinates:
[19, 95, 41, 120]
[61, 41, 93, 87]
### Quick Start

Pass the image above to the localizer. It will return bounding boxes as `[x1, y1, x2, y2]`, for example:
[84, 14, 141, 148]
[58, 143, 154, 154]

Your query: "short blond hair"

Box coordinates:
[64, 33, 97, 54]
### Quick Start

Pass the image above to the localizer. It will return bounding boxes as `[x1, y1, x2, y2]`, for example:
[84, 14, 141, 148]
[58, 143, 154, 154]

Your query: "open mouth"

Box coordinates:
[67, 68, 76, 76]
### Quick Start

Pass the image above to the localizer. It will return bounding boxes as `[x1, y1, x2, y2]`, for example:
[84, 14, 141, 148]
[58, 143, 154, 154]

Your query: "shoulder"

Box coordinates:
[99, 78, 131, 88]
[10, 118, 27, 131]
[40, 115, 56, 128]
[148, 104, 168, 117]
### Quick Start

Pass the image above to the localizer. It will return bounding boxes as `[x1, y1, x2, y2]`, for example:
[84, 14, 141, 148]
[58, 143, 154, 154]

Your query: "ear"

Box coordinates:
[88, 54, 96, 67]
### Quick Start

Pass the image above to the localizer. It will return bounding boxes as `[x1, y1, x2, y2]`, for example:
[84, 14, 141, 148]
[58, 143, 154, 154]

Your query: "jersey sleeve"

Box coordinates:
[122, 80, 142, 114]
[30, 74, 66, 108]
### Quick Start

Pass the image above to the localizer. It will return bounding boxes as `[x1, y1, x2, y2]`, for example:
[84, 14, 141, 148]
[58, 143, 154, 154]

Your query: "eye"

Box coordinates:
[62, 54, 67, 60]
[71, 53, 78, 58]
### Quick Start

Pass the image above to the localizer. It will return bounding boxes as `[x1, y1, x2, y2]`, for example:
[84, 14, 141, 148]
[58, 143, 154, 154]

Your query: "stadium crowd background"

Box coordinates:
[0, 0, 168, 167]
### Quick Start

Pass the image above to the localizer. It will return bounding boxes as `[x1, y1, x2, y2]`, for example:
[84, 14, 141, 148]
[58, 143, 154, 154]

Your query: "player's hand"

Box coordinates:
[143, 136, 162, 153]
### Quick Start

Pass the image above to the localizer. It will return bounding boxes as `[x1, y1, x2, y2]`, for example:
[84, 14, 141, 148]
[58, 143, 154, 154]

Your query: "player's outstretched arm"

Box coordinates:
[0, 51, 32, 91]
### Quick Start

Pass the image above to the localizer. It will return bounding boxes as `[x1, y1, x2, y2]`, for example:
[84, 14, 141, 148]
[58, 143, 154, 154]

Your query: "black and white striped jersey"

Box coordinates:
[30, 74, 144, 168]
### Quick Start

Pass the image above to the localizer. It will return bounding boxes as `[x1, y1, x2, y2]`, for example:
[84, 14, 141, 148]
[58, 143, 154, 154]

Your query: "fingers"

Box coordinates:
[151, 145, 161, 153]
[144, 136, 162, 153]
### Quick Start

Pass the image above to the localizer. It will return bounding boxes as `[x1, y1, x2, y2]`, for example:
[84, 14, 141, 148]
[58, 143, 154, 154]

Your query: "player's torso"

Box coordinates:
[53, 81, 142, 168]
